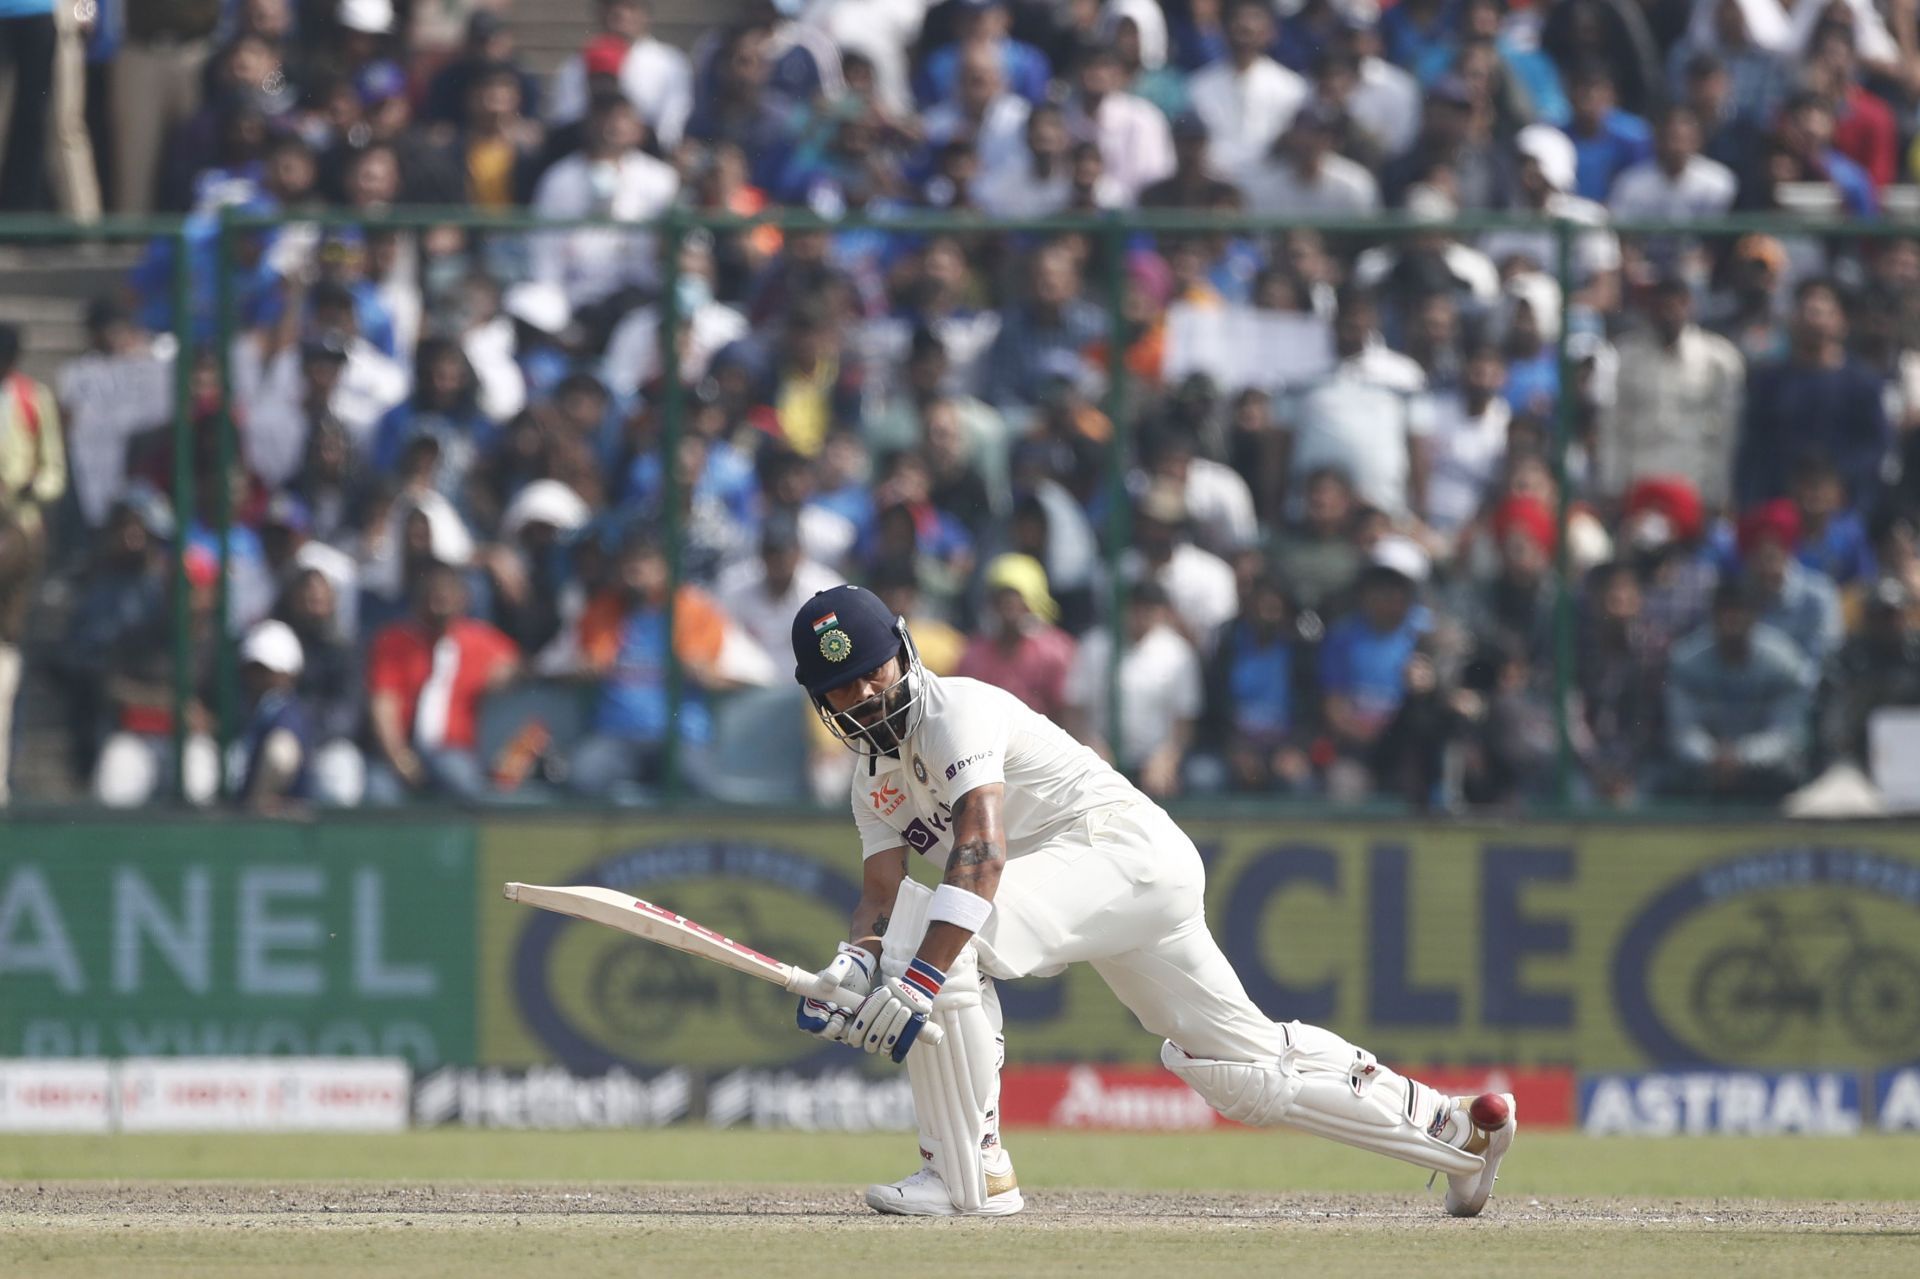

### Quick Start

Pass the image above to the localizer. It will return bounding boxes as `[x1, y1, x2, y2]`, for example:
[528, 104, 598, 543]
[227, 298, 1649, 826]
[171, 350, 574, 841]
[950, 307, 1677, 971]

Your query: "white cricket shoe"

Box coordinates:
[1444, 1092, 1517, 1218]
[864, 1152, 1024, 1217]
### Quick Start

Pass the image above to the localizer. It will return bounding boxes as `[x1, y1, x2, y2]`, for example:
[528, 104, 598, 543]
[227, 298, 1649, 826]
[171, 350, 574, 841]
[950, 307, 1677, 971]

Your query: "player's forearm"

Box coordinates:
[848, 893, 892, 959]
[916, 836, 1005, 970]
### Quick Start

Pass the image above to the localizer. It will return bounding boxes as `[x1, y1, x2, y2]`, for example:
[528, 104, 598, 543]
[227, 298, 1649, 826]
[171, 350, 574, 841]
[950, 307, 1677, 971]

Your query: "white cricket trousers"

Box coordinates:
[969, 802, 1293, 1065]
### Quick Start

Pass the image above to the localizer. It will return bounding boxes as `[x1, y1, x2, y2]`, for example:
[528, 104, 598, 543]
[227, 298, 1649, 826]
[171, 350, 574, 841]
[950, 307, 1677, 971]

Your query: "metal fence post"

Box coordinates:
[1551, 218, 1577, 808]
[1100, 216, 1131, 771]
[168, 227, 197, 804]
[658, 208, 688, 802]
[213, 213, 238, 796]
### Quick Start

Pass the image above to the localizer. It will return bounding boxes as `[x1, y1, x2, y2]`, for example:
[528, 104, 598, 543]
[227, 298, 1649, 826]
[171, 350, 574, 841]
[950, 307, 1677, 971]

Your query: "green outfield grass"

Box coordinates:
[7, 1132, 1917, 1278]
[3, 1128, 1918, 1201]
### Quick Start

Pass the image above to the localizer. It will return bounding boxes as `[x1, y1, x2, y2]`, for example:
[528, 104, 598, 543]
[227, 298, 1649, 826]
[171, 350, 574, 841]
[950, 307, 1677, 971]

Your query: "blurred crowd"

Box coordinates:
[5, 0, 1920, 812]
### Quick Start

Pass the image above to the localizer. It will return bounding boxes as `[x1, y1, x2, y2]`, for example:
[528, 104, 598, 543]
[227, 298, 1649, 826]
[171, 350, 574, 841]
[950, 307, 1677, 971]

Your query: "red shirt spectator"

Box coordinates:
[1833, 83, 1897, 190]
[368, 569, 518, 753]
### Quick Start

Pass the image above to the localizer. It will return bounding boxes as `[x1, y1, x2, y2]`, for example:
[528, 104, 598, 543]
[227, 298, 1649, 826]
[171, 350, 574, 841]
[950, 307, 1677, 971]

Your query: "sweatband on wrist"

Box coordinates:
[902, 956, 947, 1000]
[928, 883, 994, 933]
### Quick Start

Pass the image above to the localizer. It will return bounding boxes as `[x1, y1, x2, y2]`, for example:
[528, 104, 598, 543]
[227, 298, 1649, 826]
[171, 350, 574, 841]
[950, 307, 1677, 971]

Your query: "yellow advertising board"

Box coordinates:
[478, 817, 1920, 1074]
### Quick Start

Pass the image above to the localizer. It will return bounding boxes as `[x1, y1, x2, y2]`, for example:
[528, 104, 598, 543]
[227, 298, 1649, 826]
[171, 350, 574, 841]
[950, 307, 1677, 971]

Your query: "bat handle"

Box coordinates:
[785, 969, 946, 1047]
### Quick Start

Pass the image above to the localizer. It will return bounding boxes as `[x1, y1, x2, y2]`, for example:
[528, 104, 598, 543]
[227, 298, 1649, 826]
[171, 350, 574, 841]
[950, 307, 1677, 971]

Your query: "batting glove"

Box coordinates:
[849, 958, 943, 1063]
[794, 942, 877, 1046]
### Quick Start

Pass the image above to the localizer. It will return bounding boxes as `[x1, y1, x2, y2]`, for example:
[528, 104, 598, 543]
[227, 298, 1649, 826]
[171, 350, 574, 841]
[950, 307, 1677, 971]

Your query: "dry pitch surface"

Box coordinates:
[4, 1133, 1917, 1277]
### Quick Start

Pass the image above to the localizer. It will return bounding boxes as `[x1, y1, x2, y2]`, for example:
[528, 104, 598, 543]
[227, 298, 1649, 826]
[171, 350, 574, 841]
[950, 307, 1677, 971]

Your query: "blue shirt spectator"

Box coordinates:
[1380, 0, 1458, 74]
[1321, 598, 1433, 732]
[1571, 107, 1652, 202]
[918, 4, 1051, 107]
[1735, 283, 1889, 517]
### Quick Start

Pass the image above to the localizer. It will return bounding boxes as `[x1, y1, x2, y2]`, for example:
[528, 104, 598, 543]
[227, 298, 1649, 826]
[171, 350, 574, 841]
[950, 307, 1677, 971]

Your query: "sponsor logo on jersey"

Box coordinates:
[911, 755, 928, 784]
[900, 801, 955, 855]
[946, 752, 994, 781]
[868, 780, 905, 816]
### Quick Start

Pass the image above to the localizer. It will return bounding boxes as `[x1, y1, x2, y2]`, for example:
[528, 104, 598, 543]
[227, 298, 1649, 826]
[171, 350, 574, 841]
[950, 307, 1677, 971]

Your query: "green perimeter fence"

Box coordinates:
[0, 207, 1904, 813]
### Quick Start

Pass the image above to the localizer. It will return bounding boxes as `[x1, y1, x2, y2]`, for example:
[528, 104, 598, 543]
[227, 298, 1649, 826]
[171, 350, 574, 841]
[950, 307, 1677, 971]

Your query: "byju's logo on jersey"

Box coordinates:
[868, 780, 905, 816]
[946, 752, 994, 782]
[901, 802, 956, 855]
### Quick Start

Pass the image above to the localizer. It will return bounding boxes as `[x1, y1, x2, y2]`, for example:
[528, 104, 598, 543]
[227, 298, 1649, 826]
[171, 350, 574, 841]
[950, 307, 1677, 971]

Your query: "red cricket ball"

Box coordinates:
[1470, 1093, 1511, 1130]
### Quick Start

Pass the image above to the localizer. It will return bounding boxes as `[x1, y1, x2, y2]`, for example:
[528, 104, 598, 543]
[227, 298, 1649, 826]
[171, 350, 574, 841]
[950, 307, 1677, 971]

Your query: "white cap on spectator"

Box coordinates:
[503, 282, 572, 335]
[338, 0, 396, 34]
[1404, 183, 1457, 224]
[241, 620, 305, 676]
[409, 492, 476, 568]
[1368, 535, 1429, 585]
[1515, 125, 1576, 194]
[503, 480, 592, 540]
[1503, 270, 1562, 344]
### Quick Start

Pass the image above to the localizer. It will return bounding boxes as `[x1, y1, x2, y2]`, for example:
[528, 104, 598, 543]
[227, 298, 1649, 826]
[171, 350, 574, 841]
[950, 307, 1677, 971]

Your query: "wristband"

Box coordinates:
[901, 956, 947, 1001]
[928, 883, 994, 933]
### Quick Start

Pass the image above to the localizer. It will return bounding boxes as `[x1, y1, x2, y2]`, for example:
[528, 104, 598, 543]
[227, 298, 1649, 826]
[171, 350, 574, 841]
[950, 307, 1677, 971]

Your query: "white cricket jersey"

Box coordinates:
[850, 673, 1143, 866]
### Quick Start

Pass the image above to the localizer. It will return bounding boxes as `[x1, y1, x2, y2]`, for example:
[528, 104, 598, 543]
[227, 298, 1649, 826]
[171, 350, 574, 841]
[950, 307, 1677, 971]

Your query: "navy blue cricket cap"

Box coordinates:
[792, 584, 899, 696]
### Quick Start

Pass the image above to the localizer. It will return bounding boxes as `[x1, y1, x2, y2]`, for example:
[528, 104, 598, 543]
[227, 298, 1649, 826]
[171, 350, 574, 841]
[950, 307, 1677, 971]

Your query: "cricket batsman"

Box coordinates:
[787, 584, 1516, 1218]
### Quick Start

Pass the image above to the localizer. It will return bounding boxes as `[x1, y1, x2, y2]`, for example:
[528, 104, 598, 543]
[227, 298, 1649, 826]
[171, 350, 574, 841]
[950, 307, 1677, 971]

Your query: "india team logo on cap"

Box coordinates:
[815, 610, 853, 662]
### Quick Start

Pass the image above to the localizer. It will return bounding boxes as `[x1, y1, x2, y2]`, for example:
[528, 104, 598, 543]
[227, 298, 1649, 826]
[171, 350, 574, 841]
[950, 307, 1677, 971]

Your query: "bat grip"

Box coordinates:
[786, 969, 946, 1046]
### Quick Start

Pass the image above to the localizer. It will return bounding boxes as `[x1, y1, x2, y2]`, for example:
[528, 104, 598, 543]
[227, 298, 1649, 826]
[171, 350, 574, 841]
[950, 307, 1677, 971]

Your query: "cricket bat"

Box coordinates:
[502, 882, 945, 1046]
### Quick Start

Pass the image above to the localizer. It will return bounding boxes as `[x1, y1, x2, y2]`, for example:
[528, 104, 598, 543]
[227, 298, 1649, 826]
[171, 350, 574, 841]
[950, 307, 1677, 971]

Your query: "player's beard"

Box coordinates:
[835, 678, 912, 756]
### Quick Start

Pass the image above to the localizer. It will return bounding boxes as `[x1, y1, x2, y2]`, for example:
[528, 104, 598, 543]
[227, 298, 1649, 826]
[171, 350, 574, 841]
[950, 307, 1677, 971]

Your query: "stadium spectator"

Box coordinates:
[1666, 0, 1792, 125]
[1276, 285, 1432, 521]
[1123, 482, 1238, 656]
[957, 552, 1076, 721]
[1821, 578, 1920, 770]
[365, 560, 520, 804]
[1788, 455, 1874, 588]
[530, 93, 679, 310]
[232, 619, 317, 812]
[484, 479, 592, 665]
[1063, 579, 1201, 798]
[1187, 0, 1307, 182]
[1735, 278, 1889, 517]
[1564, 60, 1652, 203]
[1600, 276, 1746, 508]
[1424, 344, 1511, 540]
[1802, 19, 1896, 190]
[422, 10, 541, 129]
[568, 532, 734, 799]
[1269, 466, 1366, 618]
[917, 0, 1049, 108]
[1194, 573, 1313, 794]
[1737, 499, 1843, 666]
[1577, 560, 1667, 805]
[1664, 576, 1816, 800]
[1450, 494, 1559, 662]
[1242, 102, 1380, 217]
[0, 323, 65, 800]
[274, 564, 364, 804]
[1318, 536, 1434, 800]
[1064, 43, 1174, 204]
[718, 507, 841, 664]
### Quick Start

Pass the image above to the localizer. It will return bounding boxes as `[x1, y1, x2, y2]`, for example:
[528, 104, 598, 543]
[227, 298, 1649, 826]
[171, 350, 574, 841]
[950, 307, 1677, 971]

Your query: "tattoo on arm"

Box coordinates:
[872, 913, 888, 937]
[944, 840, 1001, 893]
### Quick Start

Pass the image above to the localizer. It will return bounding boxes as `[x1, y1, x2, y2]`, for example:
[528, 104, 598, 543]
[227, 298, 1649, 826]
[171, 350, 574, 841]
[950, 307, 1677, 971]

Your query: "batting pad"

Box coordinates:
[1162, 1022, 1484, 1178]
[883, 880, 1006, 1213]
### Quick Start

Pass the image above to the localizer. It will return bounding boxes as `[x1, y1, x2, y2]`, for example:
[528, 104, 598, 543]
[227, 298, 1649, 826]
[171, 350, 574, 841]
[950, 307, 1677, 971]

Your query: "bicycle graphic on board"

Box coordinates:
[1688, 900, 1920, 1056]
